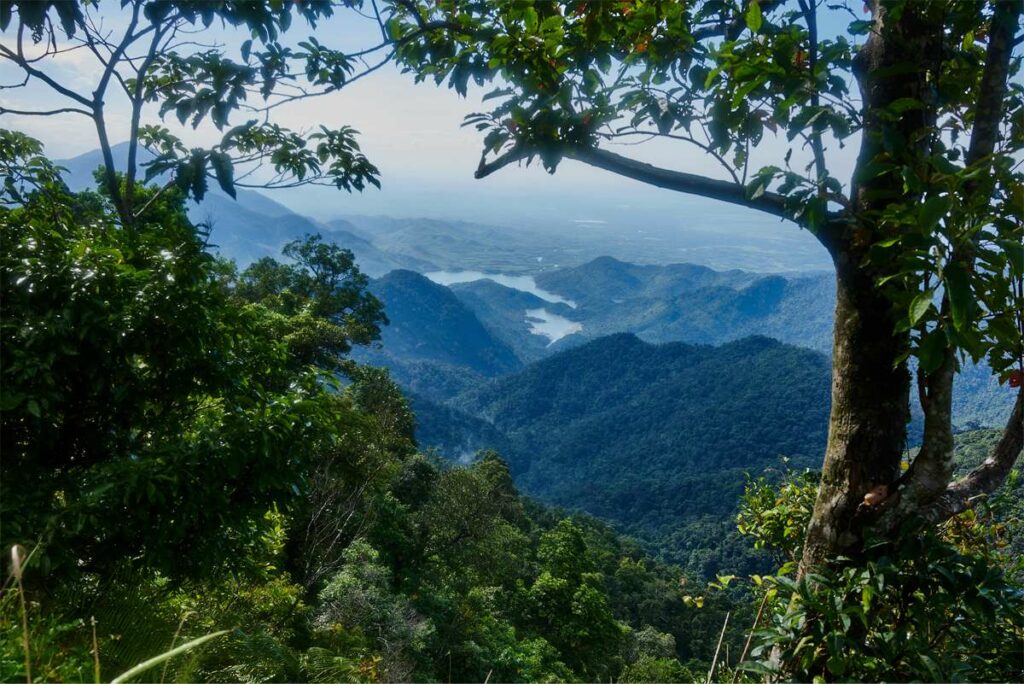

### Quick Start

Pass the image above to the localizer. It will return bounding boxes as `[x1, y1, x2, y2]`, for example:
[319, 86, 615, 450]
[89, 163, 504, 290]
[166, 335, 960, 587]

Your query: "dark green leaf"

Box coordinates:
[746, 0, 763, 33]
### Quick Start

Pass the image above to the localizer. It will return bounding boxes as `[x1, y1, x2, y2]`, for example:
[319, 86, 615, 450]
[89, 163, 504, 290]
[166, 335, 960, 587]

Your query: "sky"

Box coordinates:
[0, 2, 862, 266]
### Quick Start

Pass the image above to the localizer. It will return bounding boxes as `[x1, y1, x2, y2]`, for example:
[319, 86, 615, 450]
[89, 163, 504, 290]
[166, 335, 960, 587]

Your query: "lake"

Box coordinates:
[424, 270, 577, 308]
[526, 308, 584, 346]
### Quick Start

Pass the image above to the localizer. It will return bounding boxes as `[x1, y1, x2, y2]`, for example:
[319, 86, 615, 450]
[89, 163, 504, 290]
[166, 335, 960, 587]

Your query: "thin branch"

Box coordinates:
[126, 21, 169, 215]
[692, 0, 785, 41]
[0, 106, 92, 117]
[253, 51, 395, 114]
[0, 44, 92, 107]
[798, 0, 828, 194]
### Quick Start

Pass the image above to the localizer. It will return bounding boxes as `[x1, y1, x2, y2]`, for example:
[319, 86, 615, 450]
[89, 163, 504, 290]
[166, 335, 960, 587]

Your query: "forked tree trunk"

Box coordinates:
[797, 0, 942, 574]
[799, 256, 911, 573]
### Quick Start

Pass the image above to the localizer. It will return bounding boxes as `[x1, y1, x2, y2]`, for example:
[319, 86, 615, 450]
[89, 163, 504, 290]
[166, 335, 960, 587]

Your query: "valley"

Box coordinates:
[53, 147, 1019, 572]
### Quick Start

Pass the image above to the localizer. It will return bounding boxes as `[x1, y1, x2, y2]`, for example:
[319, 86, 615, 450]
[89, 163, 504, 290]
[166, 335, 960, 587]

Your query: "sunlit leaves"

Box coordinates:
[3, 1, 381, 206]
[0, 129, 66, 205]
[748, 528, 1024, 681]
[745, 0, 762, 34]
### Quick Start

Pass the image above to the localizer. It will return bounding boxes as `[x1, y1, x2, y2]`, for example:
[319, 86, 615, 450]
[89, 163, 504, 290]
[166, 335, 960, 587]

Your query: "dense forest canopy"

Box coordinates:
[1, 1, 1023, 682]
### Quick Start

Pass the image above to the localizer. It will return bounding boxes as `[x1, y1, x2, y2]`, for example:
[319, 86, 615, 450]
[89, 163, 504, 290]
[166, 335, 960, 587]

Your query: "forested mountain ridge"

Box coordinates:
[532, 258, 834, 354]
[439, 258, 1010, 431]
[447, 333, 832, 572]
[448, 278, 577, 362]
[355, 269, 523, 379]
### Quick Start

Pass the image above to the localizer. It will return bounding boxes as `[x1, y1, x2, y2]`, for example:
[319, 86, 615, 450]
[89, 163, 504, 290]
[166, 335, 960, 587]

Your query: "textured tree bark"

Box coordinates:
[887, 0, 1022, 522]
[797, 0, 939, 574]
[799, 255, 911, 574]
[800, 0, 1022, 572]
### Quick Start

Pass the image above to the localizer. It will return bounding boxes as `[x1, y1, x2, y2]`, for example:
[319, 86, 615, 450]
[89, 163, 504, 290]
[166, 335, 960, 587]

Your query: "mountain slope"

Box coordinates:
[451, 333, 831, 566]
[449, 279, 579, 362]
[58, 146, 403, 274]
[360, 270, 522, 378]
[409, 393, 517, 463]
[463, 257, 1011, 430]
[531, 257, 834, 354]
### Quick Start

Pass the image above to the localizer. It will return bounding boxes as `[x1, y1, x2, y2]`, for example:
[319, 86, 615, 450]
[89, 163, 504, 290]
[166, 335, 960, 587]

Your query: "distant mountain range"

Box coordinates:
[57, 145, 1018, 573]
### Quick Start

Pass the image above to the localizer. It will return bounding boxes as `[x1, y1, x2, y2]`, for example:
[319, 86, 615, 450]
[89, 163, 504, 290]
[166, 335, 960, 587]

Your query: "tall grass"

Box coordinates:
[5, 544, 228, 684]
[10, 545, 31, 684]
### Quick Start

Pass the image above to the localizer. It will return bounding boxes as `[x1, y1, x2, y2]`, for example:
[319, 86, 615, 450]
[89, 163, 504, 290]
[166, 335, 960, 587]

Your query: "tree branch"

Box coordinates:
[126, 21, 170, 217]
[0, 106, 91, 117]
[920, 390, 1023, 523]
[567, 146, 790, 217]
[691, 0, 785, 41]
[895, 0, 1022, 523]
[797, 0, 828, 194]
[965, 0, 1021, 172]
[475, 143, 845, 252]
[0, 44, 92, 107]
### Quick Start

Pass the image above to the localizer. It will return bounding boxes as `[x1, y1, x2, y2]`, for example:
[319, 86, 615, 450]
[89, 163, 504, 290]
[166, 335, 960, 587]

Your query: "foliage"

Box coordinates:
[314, 541, 433, 682]
[365, 269, 522, 376]
[736, 432, 1024, 681]
[0, 152, 368, 579]
[0, 147, 708, 682]
[236, 234, 386, 366]
[748, 529, 1024, 682]
[1, 0, 384, 229]
[737, 468, 820, 566]
[452, 332, 830, 573]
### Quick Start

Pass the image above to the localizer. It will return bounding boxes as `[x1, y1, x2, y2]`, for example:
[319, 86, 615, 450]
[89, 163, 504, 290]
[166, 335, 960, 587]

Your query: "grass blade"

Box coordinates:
[109, 630, 229, 684]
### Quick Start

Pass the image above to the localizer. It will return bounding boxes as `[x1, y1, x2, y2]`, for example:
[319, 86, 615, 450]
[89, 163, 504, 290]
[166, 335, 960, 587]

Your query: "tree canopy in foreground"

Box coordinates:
[390, 0, 1024, 571]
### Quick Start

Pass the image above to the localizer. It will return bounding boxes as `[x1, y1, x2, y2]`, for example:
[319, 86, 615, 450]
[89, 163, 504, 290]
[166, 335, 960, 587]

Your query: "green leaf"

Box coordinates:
[945, 262, 973, 331]
[888, 97, 924, 114]
[909, 290, 934, 326]
[540, 14, 563, 33]
[523, 6, 539, 33]
[918, 195, 950, 232]
[746, 0, 763, 33]
[210, 151, 236, 198]
[998, 238, 1024, 276]
[918, 330, 948, 373]
[110, 631, 229, 684]
[0, 1, 12, 32]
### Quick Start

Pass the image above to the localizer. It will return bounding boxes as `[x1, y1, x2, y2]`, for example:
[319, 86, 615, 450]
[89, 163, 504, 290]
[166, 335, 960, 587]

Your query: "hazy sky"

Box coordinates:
[0, 3, 861, 265]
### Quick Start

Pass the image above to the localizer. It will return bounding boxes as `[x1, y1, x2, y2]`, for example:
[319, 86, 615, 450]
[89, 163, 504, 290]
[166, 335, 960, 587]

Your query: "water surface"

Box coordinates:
[425, 270, 577, 308]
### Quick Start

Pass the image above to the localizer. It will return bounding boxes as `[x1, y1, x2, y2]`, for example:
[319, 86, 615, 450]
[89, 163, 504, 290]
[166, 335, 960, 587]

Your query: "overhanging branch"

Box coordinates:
[474, 143, 844, 253]
[567, 146, 790, 219]
[920, 389, 1023, 523]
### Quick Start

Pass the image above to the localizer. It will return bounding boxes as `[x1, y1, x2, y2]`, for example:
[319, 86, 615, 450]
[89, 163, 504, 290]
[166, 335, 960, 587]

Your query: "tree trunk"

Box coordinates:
[799, 255, 910, 574]
[797, 0, 942, 574]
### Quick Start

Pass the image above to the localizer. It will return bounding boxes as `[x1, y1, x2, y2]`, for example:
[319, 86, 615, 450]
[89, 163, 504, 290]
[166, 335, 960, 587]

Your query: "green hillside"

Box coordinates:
[449, 279, 578, 363]
[451, 334, 831, 571]
[533, 257, 833, 353]
[360, 270, 523, 377]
